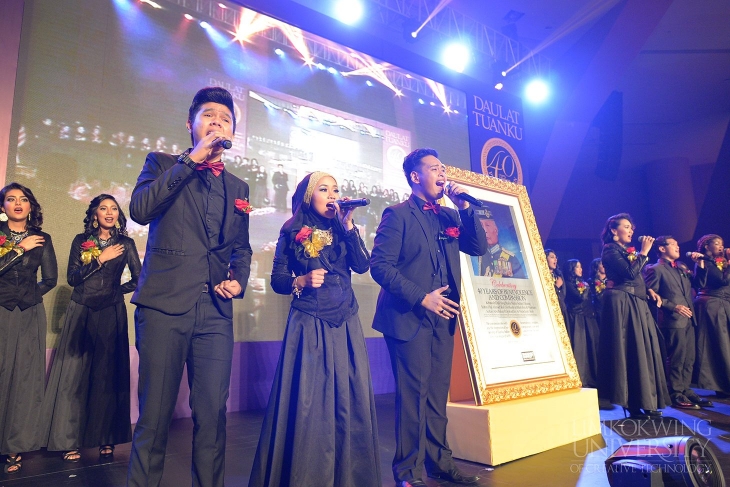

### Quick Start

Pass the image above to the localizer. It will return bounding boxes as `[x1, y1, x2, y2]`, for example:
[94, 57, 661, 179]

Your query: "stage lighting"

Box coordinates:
[494, 81, 504, 90]
[605, 436, 725, 487]
[218, 2, 227, 8]
[365, 80, 373, 87]
[327, 67, 338, 74]
[525, 79, 549, 104]
[429, 101, 436, 106]
[274, 48, 284, 57]
[184, 13, 194, 20]
[442, 43, 470, 73]
[402, 18, 420, 43]
[334, 0, 363, 25]
[199, 21, 210, 29]
[418, 99, 425, 104]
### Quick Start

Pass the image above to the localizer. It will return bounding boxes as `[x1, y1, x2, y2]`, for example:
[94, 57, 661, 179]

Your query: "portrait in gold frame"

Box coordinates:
[446, 166, 581, 405]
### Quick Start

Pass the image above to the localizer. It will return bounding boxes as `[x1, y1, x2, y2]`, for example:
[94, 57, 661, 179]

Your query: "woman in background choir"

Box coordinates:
[599, 213, 668, 418]
[692, 234, 730, 398]
[589, 257, 607, 328]
[563, 259, 600, 388]
[248, 172, 380, 487]
[545, 249, 567, 322]
[0, 183, 57, 474]
[41, 194, 141, 462]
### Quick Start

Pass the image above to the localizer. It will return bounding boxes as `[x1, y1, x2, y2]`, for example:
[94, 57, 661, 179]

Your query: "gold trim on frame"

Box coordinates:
[447, 166, 582, 405]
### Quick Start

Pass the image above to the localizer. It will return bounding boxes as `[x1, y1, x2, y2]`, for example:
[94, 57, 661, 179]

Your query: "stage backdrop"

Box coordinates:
[6, 0, 472, 413]
[467, 87, 527, 186]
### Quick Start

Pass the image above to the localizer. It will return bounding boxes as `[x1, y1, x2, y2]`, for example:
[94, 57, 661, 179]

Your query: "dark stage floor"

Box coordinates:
[3, 391, 730, 487]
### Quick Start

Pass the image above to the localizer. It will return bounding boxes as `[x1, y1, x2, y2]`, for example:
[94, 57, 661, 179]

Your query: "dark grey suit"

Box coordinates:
[371, 196, 486, 482]
[127, 152, 252, 487]
[644, 259, 696, 398]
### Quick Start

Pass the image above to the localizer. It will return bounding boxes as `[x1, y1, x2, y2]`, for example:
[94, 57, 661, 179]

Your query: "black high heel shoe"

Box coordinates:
[644, 409, 662, 418]
[623, 407, 650, 420]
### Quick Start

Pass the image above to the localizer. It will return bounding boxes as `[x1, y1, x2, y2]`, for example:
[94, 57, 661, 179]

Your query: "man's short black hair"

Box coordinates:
[402, 148, 438, 187]
[655, 235, 675, 258]
[187, 87, 236, 144]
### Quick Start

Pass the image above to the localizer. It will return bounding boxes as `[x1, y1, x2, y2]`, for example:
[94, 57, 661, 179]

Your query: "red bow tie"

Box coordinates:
[195, 161, 225, 177]
[423, 202, 441, 214]
[671, 261, 677, 268]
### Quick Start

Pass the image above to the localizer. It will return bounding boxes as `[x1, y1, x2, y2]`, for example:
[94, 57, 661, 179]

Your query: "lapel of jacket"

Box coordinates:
[186, 171, 208, 230]
[438, 209, 458, 274]
[408, 198, 437, 269]
[661, 259, 684, 293]
[213, 171, 237, 250]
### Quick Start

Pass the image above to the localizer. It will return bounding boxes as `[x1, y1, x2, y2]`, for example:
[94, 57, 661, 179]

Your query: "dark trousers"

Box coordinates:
[127, 292, 233, 487]
[664, 325, 696, 397]
[384, 314, 454, 482]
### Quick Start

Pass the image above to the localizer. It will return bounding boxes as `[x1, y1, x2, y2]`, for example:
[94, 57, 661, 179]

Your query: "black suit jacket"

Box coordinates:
[130, 152, 252, 317]
[371, 197, 488, 341]
[643, 259, 695, 329]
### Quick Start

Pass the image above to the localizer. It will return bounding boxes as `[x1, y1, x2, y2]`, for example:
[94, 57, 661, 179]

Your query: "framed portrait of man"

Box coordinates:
[445, 166, 581, 405]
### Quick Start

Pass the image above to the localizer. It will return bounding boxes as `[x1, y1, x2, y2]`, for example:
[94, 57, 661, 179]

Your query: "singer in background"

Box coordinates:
[692, 234, 730, 399]
[546, 249, 567, 322]
[643, 236, 710, 409]
[371, 148, 487, 487]
[0, 183, 57, 475]
[563, 259, 599, 389]
[127, 87, 252, 487]
[248, 172, 380, 487]
[598, 214, 669, 419]
[41, 194, 142, 462]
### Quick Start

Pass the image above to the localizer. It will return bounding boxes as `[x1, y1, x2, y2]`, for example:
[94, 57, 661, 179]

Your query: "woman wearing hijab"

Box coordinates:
[248, 172, 380, 487]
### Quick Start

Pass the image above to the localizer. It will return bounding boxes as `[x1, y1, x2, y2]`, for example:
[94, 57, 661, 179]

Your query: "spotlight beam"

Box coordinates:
[411, 0, 453, 38]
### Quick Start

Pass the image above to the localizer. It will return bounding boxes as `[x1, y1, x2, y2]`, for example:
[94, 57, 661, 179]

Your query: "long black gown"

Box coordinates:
[692, 259, 730, 393]
[599, 242, 669, 410]
[41, 233, 141, 450]
[0, 226, 57, 455]
[248, 217, 381, 487]
[564, 278, 600, 388]
[591, 276, 607, 329]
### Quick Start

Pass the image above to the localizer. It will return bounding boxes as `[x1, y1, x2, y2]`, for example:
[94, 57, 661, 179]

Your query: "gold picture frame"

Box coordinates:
[446, 166, 581, 405]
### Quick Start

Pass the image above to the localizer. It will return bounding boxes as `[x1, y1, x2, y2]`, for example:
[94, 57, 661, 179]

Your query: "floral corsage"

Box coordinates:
[576, 280, 587, 295]
[235, 198, 253, 214]
[625, 246, 638, 262]
[0, 232, 16, 257]
[439, 226, 460, 240]
[295, 225, 333, 258]
[594, 279, 606, 294]
[716, 257, 726, 272]
[80, 237, 102, 265]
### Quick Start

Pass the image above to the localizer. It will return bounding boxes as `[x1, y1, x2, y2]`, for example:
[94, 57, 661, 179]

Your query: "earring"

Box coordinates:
[115, 221, 121, 229]
[612, 235, 619, 242]
[0, 212, 6, 222]
[93, 219, 99, 229]
[28, 214, 31, 221]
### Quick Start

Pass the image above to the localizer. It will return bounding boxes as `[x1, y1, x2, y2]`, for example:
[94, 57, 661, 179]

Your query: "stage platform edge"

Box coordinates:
[446, 387, 601, 466]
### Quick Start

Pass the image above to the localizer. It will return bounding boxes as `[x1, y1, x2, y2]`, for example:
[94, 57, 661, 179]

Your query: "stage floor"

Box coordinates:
[3, 391, 729, 486]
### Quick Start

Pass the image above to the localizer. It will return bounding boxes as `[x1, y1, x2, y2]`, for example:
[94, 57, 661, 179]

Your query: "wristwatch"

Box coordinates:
[177, 151, 198, 170]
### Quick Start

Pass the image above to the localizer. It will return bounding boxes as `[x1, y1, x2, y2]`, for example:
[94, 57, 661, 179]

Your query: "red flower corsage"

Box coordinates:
[295, 227, 313, 244]
[626, 246, 638, 262]
[0, 235, 6, 246]
[235, 198, 253, 214]
[444, 226, 460, 238]
[716, 257, 725, 271]
[577, 280, 587, 295]
[594, 279, 606, 294]
[80, 240, 97, 251]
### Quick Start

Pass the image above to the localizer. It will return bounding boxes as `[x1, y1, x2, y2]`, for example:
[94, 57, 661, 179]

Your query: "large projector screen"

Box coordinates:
[8, 0, 470, 342]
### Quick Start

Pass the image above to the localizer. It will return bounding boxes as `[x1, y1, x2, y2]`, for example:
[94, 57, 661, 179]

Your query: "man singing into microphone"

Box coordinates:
[371, 148, 487, 487]
[127, 87, 252, 487]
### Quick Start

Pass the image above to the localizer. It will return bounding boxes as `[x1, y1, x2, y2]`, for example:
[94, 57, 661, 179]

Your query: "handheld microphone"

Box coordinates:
[336, 198, 370, 209]
[217, 139, 232, 150]
[445, 182, 483, 207]
[686, 252, 714, 262]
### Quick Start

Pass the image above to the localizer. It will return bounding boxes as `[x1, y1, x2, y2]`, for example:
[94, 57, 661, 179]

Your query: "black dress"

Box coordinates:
[599, 242, 669, 410]
[692, 259, 730, 392]
[41, 233, 141, 450]
[591, 276, 607, 329]
[0, 226, 57, 455]
[248, 219, 381, 487]
[564, 278, 600, 388]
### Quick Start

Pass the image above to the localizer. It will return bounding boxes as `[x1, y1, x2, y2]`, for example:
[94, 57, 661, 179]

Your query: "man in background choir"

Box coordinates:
[643, 236, 712, 410]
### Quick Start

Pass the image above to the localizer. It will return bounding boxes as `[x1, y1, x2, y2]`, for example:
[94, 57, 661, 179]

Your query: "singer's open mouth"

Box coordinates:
[435, 180, 446, 187]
